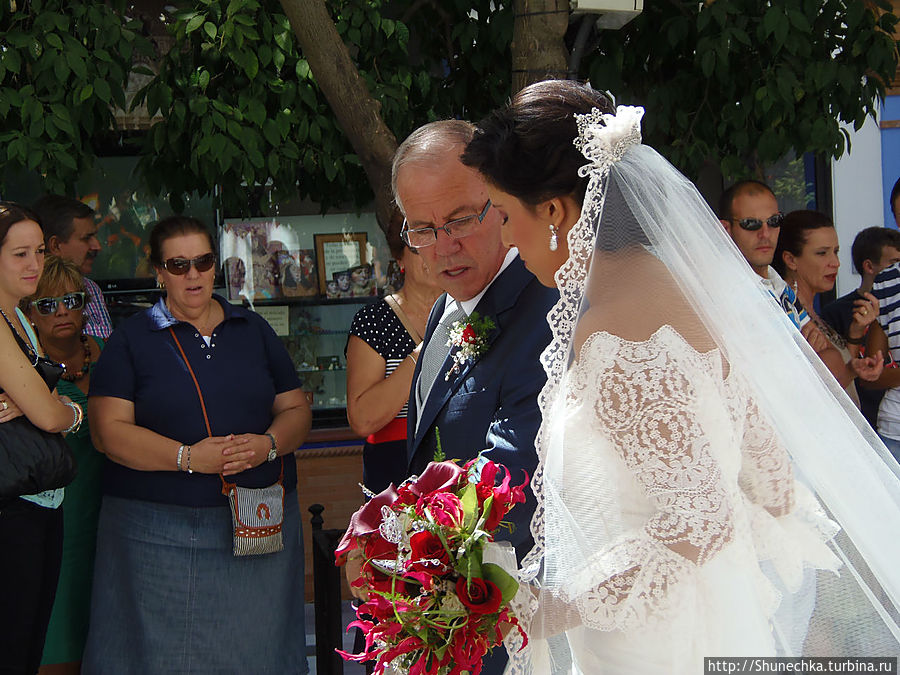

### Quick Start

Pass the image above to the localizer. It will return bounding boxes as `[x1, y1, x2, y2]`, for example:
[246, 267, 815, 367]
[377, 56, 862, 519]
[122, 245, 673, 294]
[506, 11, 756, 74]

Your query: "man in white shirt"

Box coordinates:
[719, 180, 838, 361]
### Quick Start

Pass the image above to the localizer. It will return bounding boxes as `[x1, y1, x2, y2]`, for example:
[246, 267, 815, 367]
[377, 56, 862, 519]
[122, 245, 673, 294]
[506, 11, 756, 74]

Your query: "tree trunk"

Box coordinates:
[511, 0, 570, 94]
[279, 0, 399, 234]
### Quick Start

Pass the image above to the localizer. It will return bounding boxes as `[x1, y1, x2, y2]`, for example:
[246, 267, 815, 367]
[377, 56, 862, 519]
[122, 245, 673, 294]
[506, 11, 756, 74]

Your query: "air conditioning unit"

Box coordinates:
[570, 0, 643, 30]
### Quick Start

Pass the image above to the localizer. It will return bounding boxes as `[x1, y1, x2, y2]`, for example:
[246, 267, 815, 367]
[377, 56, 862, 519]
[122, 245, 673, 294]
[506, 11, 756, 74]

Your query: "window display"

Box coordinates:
[220, 212, 391, 429]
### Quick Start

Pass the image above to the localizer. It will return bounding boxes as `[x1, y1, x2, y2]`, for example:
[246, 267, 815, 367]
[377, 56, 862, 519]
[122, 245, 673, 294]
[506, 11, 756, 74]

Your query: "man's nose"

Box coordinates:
[89, 236, 101, 251]
[433, 228, 461, 256]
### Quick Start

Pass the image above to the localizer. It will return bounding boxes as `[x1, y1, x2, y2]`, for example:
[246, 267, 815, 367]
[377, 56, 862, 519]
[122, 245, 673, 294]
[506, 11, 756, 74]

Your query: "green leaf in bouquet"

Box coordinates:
[480, 494, 494, 528]
[460, 482, 478, 531]
[458, 548, 482, 581]
[481, 562, 519, 604]
[433, 427, 445, 462]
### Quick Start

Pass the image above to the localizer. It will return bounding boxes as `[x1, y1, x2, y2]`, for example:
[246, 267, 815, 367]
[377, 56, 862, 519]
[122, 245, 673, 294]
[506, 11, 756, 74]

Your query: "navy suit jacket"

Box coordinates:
[404, 256, 558, 559]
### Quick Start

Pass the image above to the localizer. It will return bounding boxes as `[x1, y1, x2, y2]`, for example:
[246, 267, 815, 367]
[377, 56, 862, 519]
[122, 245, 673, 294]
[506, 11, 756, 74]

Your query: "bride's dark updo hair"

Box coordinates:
[461, 80, 614, 206]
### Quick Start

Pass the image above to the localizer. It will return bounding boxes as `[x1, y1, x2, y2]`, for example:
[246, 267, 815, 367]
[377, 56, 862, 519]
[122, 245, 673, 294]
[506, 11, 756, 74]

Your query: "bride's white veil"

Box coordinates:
[500, 105, 900, 673]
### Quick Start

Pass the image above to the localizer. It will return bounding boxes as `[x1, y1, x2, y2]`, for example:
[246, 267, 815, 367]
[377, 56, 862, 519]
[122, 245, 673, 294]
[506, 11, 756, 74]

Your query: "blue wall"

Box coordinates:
[882, 95, 900, 228]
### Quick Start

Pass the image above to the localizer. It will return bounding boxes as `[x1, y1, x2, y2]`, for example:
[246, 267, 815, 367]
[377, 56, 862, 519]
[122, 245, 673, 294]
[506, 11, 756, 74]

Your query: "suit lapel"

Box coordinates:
[410, 257, 533, 458]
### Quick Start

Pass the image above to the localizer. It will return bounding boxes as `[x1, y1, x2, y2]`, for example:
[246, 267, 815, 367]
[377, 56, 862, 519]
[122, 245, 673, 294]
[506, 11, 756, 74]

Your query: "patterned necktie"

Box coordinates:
[417, 305, 467, 411]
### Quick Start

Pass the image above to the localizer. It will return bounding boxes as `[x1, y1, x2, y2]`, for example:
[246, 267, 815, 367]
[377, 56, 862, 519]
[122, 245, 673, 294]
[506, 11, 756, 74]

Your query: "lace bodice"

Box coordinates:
[518, 326, 798, 635]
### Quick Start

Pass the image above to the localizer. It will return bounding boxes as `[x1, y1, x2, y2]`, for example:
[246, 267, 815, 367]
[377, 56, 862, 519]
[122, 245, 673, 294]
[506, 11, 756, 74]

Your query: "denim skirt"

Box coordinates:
[82, 494, 308, 674]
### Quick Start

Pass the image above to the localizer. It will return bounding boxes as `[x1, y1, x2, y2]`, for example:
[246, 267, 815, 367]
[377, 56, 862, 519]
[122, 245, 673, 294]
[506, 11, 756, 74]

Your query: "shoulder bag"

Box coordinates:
[0, 316, 77, 501]
[169, 327, 284, 556]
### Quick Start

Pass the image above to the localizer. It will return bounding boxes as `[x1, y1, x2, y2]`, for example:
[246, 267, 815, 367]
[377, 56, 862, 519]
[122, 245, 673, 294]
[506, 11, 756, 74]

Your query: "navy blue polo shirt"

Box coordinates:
[90, 294, 301, 507]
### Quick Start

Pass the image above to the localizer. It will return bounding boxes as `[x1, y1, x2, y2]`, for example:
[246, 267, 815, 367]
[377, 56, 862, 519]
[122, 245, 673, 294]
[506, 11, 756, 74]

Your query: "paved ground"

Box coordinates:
[306, 601, 366, 675]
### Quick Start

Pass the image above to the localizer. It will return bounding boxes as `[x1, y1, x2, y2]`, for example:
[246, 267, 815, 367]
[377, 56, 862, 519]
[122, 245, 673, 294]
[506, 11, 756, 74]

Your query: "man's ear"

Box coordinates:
[862, 259, 876, 277]
[720, 219, 733, 235]
[46, 235, 62, 256]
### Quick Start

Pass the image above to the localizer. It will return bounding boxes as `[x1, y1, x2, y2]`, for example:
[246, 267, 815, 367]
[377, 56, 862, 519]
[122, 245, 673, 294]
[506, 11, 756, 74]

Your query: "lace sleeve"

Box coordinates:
[737, 395, 795, 517]
[563, 333, 736, 631]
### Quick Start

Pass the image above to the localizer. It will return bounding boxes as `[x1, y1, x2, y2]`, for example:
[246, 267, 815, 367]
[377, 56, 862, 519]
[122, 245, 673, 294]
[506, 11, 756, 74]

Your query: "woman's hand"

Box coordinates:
[222, 433, 272, 475]
[849, 292, 879, 338]
[188, 434, 252, 475]
[801, 321, 830, 354]
[0, 393, 23, 423]
[851, 351, 884, 382]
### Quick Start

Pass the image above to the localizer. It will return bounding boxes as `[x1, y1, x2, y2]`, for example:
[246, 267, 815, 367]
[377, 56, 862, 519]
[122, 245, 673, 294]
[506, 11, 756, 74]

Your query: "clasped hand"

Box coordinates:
[189, 433, 272, 475]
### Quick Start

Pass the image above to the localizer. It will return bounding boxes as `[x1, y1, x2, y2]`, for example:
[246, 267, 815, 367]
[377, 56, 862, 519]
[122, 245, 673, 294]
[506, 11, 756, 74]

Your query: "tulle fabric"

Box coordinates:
[503, 107, 900, 674]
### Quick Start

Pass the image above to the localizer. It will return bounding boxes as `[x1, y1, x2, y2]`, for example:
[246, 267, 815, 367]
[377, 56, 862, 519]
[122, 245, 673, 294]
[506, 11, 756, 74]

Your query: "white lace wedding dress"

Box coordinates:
[516, 325, 839, 674]
[499, 105, 900, 675]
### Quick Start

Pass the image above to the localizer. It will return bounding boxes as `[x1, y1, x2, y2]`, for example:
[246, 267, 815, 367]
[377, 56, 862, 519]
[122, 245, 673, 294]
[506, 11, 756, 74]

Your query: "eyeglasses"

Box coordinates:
[32, 292, 86, 315]
[161, 253, 216, 275]
[732, 212, 784, 231]
[401, 200, 492, 249]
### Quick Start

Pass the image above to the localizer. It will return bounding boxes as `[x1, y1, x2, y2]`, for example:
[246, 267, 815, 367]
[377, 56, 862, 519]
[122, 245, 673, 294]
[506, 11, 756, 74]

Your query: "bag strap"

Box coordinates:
[384, 293, 423, 344]
[168, 327, 283, 494]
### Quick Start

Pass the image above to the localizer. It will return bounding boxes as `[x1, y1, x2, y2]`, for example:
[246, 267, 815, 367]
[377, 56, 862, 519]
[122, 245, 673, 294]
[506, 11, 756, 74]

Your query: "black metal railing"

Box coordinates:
[309, 503, 345, 675]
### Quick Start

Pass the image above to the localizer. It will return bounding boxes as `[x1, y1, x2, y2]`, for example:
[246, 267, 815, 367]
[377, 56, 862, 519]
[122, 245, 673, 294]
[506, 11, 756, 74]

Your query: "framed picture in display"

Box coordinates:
[314, 232, 368, 295]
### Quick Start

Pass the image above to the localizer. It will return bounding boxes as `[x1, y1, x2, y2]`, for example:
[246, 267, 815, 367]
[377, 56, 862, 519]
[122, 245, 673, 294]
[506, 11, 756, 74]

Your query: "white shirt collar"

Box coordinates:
[760, 265, 787, 294]
[440, 248, 519, 320]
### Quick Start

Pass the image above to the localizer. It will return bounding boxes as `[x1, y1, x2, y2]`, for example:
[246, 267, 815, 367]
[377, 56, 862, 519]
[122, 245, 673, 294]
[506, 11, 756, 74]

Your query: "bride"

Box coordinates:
[461, 80, 900, 674]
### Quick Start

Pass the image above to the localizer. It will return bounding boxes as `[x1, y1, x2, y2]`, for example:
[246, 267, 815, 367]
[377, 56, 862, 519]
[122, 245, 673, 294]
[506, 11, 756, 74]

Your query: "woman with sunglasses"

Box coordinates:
[773, 210, 882, 406]
[84, 216, 312, 673]
[0, 203, 84, 675]
[22, 256, 104, 675]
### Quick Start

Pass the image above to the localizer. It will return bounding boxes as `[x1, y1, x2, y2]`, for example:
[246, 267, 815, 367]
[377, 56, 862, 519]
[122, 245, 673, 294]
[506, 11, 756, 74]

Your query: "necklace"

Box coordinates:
[60, 334, 91, 381]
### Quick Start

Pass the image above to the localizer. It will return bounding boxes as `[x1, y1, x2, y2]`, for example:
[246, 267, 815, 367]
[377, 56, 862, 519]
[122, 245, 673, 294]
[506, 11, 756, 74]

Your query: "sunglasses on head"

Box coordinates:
[733, 212, 784, 231]
[32, 292, 86, 316]
[161, 253, 216, 275]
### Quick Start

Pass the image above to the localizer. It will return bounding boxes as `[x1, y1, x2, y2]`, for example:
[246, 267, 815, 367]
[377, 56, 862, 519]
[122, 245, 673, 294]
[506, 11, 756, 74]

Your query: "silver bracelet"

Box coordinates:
[177, 444, 186, 471]
[185, 445, 193, 474]
[62, 401, 82, 434]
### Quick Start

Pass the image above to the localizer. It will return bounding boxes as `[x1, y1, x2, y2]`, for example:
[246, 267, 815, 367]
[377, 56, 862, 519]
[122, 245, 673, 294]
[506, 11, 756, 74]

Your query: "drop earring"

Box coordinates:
[549, 224, 559, 252]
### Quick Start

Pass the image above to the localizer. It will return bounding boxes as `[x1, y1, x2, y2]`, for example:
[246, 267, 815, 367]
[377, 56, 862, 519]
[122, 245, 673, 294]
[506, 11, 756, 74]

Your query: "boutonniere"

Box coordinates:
[444, 312, 496, 380]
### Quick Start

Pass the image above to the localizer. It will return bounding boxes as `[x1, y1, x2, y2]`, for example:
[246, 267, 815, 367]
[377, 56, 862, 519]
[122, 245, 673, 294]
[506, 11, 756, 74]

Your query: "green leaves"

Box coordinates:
[587, 0, 899, 180]
[0, 0, 152, 194]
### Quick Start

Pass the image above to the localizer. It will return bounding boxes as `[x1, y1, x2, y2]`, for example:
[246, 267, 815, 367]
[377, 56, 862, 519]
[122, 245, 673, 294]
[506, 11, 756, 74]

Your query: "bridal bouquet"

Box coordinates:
[335, 458, 528, 675]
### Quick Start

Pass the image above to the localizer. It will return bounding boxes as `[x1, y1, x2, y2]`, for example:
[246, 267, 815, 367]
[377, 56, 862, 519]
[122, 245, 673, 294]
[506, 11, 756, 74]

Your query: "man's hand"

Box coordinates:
[852, 351, 884, 382]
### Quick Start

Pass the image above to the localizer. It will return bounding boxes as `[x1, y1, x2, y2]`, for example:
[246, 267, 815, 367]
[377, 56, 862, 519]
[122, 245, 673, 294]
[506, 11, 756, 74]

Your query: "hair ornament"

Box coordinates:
[574, 106, 644, 178]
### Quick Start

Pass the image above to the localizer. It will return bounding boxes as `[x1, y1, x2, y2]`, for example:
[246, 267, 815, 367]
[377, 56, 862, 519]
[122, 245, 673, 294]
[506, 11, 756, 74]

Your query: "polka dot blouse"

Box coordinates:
[348, 299, 417, 419]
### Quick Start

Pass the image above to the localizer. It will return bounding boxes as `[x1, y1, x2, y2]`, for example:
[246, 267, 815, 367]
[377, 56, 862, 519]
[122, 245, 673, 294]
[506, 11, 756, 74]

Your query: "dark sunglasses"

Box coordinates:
[32, 292, 86, 315]
[733, 212, 784, 231]
[161, 253, 216, 275]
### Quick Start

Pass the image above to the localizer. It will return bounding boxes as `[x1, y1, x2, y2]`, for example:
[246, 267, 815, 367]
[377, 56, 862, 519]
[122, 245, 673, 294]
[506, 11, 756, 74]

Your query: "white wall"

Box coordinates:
[831, 112, 885, 296]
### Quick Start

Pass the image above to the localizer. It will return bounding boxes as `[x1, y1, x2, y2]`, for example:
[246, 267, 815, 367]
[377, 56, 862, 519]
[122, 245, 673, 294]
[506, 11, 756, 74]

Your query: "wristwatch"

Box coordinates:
[265, 432, 278, 462]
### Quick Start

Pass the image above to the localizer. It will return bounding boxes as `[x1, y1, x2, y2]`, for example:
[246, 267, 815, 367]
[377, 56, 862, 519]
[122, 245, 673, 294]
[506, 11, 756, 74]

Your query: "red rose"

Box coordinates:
[455, 576, 502, 615]
[417, 491, 465, 528]
[461, 324, 477, 344]
[407, 531, 450, 575]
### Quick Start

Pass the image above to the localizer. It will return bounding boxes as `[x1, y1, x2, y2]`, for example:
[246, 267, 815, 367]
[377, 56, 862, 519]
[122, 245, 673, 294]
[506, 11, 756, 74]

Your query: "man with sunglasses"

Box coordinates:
[719, 180, 837, 357]
[32, 195, 112, 339]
